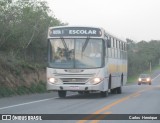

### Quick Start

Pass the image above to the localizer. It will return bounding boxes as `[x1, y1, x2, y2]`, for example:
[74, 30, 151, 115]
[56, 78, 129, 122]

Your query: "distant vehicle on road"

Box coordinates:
[138, 74, 151, 85]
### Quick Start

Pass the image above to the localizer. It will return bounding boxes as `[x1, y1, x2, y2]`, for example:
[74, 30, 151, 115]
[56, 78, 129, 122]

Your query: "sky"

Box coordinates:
[45, 0, 160, 42]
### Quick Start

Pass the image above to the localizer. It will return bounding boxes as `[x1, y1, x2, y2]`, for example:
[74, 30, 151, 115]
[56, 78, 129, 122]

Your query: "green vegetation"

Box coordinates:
[127, 65, 160, 83]
[0, 81, 46, 97]
[0, 0, 65, 97]
[127, 75, 138, 84]
[0, 0, 65, 61]
[127, 39, 160, 83]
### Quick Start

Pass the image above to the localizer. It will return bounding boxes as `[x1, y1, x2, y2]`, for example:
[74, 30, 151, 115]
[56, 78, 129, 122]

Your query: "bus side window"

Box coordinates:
[112, 38, 115, 48]
[124, 43, 126, 51]
[107, 38, 111, 48]
[117, 40, 119, 49]
[111, 38, 114, 48]
[115, 39, 118, 48]
[122, 42, 123, 50]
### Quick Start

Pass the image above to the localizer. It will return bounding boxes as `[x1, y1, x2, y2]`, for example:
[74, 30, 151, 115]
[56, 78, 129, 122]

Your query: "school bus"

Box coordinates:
[47, 26, 127, 98]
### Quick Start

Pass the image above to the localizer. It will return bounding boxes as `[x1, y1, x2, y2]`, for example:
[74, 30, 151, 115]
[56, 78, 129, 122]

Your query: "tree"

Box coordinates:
[127, 39, 160, 77]
[0, 0, 64, 62]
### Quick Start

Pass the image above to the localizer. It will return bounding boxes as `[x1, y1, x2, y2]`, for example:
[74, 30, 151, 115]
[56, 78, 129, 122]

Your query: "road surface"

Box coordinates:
[0, 71, 160, 123]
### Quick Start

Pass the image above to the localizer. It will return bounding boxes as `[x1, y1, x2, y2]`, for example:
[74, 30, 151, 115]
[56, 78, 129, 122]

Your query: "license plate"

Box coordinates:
[70, 86, 79, 90]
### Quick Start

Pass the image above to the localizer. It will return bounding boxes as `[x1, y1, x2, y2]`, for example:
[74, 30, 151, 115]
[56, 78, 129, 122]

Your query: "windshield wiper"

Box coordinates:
[82, 37, 90, 52]
[60, 37, 68, 50]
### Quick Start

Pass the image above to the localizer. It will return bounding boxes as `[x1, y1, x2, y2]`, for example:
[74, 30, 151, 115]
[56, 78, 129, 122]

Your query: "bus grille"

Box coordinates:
[61, 78, 88, 84]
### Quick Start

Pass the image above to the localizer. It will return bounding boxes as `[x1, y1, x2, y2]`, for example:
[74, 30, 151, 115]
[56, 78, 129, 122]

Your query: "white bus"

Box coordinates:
[47, 26, 127, 98]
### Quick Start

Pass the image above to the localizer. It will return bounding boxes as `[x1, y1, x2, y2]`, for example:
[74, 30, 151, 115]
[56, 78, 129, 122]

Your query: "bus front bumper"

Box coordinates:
[47, 82, 104, 91]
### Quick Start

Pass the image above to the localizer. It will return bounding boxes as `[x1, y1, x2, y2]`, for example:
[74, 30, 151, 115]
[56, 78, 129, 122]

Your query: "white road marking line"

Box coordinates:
[0, 97, 55, 110]
[0, 94, 76, 110]
[151, 74, 160, 81]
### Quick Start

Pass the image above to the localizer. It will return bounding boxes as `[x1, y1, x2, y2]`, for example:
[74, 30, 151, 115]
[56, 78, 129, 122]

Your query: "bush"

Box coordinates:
[0, 81, 47, 97]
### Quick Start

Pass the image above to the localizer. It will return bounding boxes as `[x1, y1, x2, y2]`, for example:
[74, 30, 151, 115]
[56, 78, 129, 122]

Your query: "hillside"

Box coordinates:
[0, 53, 46, 97]
[0, 0, 64, 97]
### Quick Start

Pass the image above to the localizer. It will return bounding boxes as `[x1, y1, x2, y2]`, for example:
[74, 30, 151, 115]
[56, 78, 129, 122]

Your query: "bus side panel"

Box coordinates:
[107, 58, 125, 89]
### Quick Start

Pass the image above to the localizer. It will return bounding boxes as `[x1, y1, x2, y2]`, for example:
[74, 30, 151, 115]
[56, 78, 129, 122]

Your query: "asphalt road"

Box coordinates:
[0, 71, 160, 123]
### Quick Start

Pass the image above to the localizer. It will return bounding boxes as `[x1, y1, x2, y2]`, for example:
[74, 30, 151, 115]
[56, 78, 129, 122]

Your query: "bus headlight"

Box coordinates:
[138, 78, 142, 81]
[86, 77, 103, 85]
[147, 78, 150, 81]
[94, 78, 101, 83]
[48, 77, 57, 84]
[89, 77, 102, 85]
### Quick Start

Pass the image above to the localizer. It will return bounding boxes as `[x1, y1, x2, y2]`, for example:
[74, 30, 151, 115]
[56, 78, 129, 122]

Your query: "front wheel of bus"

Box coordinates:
[58, 91, 66, 98]
[100, 91, 108, 97]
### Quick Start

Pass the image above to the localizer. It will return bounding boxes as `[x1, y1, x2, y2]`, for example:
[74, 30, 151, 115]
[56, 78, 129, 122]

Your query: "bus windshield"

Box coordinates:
[48, 38, 104, 69]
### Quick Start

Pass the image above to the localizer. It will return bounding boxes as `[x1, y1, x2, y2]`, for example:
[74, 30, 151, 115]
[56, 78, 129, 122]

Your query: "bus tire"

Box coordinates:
[111, 88, 117, 94]
[117, 87, 122, 94]
[58, 91, 66, 98]
[100, 91, 108, 97]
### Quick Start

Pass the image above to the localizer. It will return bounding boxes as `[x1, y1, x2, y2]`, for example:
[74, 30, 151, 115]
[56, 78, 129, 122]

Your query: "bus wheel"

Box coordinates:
[111, 88, 117, 94]
[58, 91, 66, 98]
[117, 87, 122, 94]
[100, 91, 108, 97]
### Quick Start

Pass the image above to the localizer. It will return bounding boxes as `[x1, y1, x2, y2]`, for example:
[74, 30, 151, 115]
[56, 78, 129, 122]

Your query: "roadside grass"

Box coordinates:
[127, 74, 139, 84]
[0, 81, 47, 98]
[127, 64, 160, 84]
[0, 53, 47, 98]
